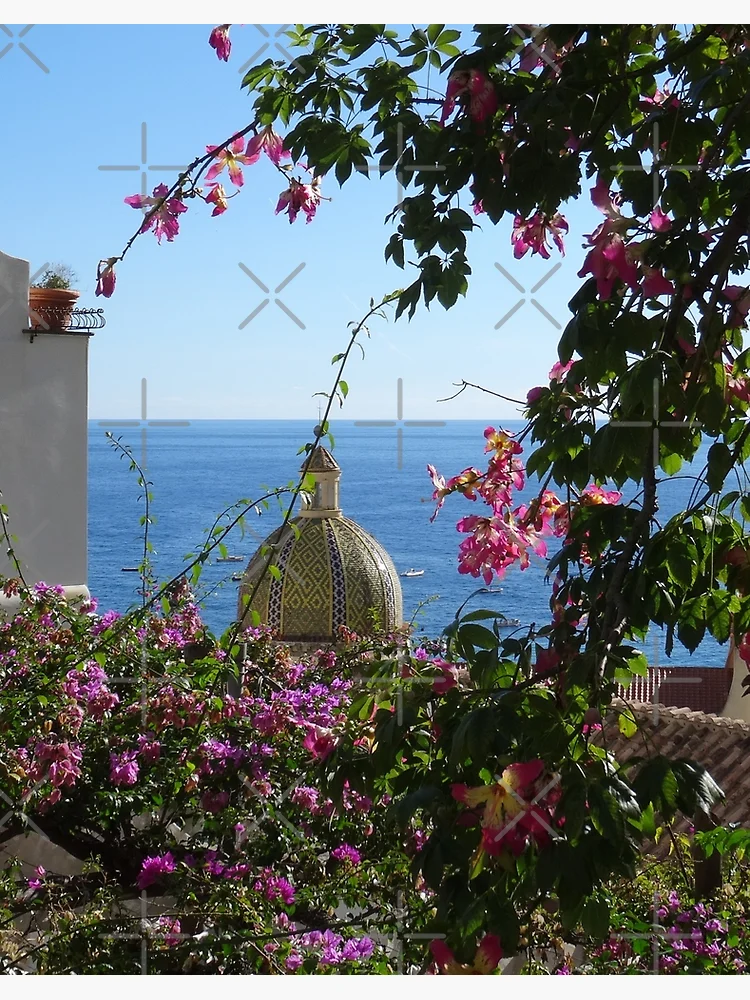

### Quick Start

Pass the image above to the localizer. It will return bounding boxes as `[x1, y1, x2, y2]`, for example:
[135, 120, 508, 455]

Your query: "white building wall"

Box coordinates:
[0, 250, 90, 599]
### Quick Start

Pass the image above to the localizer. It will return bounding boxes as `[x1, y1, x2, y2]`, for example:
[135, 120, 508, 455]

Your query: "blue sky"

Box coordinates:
[1, 23, 605, 420]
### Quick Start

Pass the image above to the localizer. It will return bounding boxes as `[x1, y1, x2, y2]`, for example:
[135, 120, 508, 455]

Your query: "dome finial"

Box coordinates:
[301, 442, 341, 516]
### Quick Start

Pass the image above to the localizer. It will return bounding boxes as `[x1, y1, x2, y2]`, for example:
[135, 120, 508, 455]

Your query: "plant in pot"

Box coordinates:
[29, 264, 80, 331]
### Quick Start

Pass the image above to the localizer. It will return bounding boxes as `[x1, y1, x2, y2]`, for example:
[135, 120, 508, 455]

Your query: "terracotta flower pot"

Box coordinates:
[28, 287, 80, 331]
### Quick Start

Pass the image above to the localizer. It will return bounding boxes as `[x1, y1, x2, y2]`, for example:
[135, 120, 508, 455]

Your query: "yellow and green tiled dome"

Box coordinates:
[238, 447, 403, 642]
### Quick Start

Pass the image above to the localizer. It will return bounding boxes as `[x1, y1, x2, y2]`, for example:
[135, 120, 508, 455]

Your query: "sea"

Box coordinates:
[88, 420, 728, 667]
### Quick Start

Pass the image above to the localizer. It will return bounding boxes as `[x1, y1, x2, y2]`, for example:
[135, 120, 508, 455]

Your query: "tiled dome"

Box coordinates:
[238, 447, 403, 642]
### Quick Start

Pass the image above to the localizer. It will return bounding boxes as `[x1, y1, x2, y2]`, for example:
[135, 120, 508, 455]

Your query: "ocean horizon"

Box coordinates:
[88, 419, 728, 667]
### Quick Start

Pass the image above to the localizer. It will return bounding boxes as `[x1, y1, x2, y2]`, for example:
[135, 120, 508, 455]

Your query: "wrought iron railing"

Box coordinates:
[24, 307, 106, 342]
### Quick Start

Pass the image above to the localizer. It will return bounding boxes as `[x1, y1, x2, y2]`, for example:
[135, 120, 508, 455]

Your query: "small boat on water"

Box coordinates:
[217, 555, 244, 563]
[121, 567, 140, 573]
[498, 618, 521, 627]
[401, 568, 425, 578]
[231, 573, 243, 582]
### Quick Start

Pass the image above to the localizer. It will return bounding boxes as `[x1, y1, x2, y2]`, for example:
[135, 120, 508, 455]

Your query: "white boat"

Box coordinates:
[217, 555, 244, 563]
[231, 573, 243, 582]
[121, 567, 140, 573]
[401, 568, 425, 578]
[498, 618, 521, 627]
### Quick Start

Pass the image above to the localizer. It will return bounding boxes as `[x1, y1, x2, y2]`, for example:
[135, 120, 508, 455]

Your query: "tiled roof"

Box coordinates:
[618, 665, 733, 715]
[303, 446, 340, 473]
[601, 702, 750, 851]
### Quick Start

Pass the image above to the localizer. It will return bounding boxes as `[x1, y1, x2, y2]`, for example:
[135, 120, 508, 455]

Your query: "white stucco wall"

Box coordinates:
[0, 250, 89, 592]
[722, 641, 750, 723]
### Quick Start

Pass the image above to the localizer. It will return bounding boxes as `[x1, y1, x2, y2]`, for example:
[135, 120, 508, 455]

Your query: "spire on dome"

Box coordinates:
[300, 445, 341, 517]
[303, 445, 340, 474]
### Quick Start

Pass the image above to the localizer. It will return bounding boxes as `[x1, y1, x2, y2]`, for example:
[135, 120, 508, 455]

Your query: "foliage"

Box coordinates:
[31, 264, 78, 290]
[0, 586, 426, 973]
[10, 22, 750, 973]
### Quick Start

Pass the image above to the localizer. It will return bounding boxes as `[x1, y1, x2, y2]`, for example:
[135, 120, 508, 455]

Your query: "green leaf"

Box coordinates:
[581, 896, 610, 940]
[618, 708, 638, 738]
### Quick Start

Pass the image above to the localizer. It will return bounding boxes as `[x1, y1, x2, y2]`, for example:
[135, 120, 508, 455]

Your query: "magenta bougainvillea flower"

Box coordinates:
[137, 852, 176, 890]
[430, 933, 503, 974]
[124, 184, 187, 243]
[206, 138, 253, 188]
[511, 211, 569, 259]
[440, 69, 498, 126]
[110, 750, 139, 787]
[209, 24, 231, 62]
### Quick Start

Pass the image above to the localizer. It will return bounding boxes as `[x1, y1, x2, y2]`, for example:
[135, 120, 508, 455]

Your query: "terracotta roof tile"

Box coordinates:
[599, 702, 750, 854]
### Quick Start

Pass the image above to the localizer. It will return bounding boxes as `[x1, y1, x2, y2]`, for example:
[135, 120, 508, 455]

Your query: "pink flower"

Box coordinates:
[201, 789, 230, 813]
[639, 85, 679, 111]
[526, 385, 544, 406]
[204, 183, 228, 216]
[110, 750, 139, 787]
[581, 483, 622, 505]
[124, 184, 187, 243]
[302, 725, 337, 760]
[137, 852, 176, 889]
[28, 865, 46, 890]
[578, 177, 639, 299]
[549, 360, 573, 383]
[206, 138, 252, 188]
[331, 844, 361, 866]
[512, 211, 569, 259]
[472, 199, 484, 215]
[724, 285, 750, 328]
[440, 69, 498, 126]
[137, 734, 161, 763]
[649, 207, 672, 232]
[157, 917, 182, 947]
[431, 934, 502, 974]
[246, 126, 288, 166]
[95, 259, 116, 298]
[276, 177, 322, 224]
[725, 364, 750, 404]
[641, 265, 674, 298]
[209, 25, 231, 62]
[432, 660, 460, 694]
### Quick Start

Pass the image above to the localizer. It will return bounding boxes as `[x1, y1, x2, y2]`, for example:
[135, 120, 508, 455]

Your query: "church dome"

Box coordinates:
[238, 447, 403, 642]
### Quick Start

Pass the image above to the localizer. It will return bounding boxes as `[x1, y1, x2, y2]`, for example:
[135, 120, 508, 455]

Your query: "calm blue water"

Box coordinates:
[88, 420, 726, 666]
